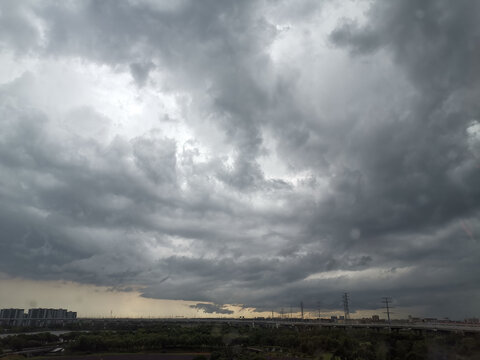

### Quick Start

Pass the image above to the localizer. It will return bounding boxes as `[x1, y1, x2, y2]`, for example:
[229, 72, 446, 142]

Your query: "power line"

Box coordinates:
[342, 292, 350, 321]
[382, 297, 393, 329]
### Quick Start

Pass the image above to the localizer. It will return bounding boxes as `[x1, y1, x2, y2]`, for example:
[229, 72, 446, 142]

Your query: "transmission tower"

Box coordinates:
[300, 301, 304, 320]
[342, 292, 350, 321]
[382, 297, 393, 328]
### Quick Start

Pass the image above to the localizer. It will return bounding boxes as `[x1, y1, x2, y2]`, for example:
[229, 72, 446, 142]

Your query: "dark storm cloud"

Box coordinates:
[325, 1, 480, 237]
[38, 0, 275, 174]
[190, 303, 234, 315]
[129, 61, 155, 88]
[320, 0, 480, 315]
[0, 0, 479, 318]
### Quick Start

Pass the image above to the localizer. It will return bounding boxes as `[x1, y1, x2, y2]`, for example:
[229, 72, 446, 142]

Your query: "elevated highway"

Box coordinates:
[72, 316, 480, 334]
[151, 317, 480, 333]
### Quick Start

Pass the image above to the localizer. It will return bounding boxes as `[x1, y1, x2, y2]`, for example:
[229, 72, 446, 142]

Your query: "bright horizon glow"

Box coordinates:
[0, 274, 423, 320]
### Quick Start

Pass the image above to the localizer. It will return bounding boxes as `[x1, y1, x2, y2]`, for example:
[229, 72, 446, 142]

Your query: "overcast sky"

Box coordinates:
[0, 0, 479, 319]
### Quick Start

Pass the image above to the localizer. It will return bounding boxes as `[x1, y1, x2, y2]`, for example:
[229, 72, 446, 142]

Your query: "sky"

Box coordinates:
[0, 0, 479, 320]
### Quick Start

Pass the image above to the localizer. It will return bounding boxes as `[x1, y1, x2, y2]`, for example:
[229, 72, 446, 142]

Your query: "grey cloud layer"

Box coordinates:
[190, 303, 234, 315]
[0, 0, 479, 318]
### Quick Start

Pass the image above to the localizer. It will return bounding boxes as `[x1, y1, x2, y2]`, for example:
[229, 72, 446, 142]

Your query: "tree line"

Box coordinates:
[1, 322, 480, 359]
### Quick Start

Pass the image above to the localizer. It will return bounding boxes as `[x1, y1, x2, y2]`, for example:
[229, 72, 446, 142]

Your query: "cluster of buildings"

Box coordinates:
[0, 308, 77, 327]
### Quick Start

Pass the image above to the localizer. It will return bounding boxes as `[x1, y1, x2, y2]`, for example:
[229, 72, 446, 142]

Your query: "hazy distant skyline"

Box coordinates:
[0, 0, 479, 319]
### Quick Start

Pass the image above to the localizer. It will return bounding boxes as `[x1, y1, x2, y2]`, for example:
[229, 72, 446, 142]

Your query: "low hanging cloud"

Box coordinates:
[0, 0, 479, 319]
[190, 303, 234, 315]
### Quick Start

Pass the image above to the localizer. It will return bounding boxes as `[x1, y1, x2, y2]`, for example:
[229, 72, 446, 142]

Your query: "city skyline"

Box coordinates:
[0, 0, 479, 320]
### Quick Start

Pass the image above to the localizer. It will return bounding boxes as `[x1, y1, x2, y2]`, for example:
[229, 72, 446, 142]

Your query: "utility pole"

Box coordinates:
[300, 301, 304, 320]
[342, 292, 350, 322]
[382, 297, 393, 329]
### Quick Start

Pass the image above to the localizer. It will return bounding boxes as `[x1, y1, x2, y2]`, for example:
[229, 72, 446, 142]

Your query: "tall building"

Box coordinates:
[27, 308, 76, 327]
[0, 307, 77, 327]
[0, 308, 77, 327]
[0, 308, 25, 326]
[66, 311, 77, 320]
